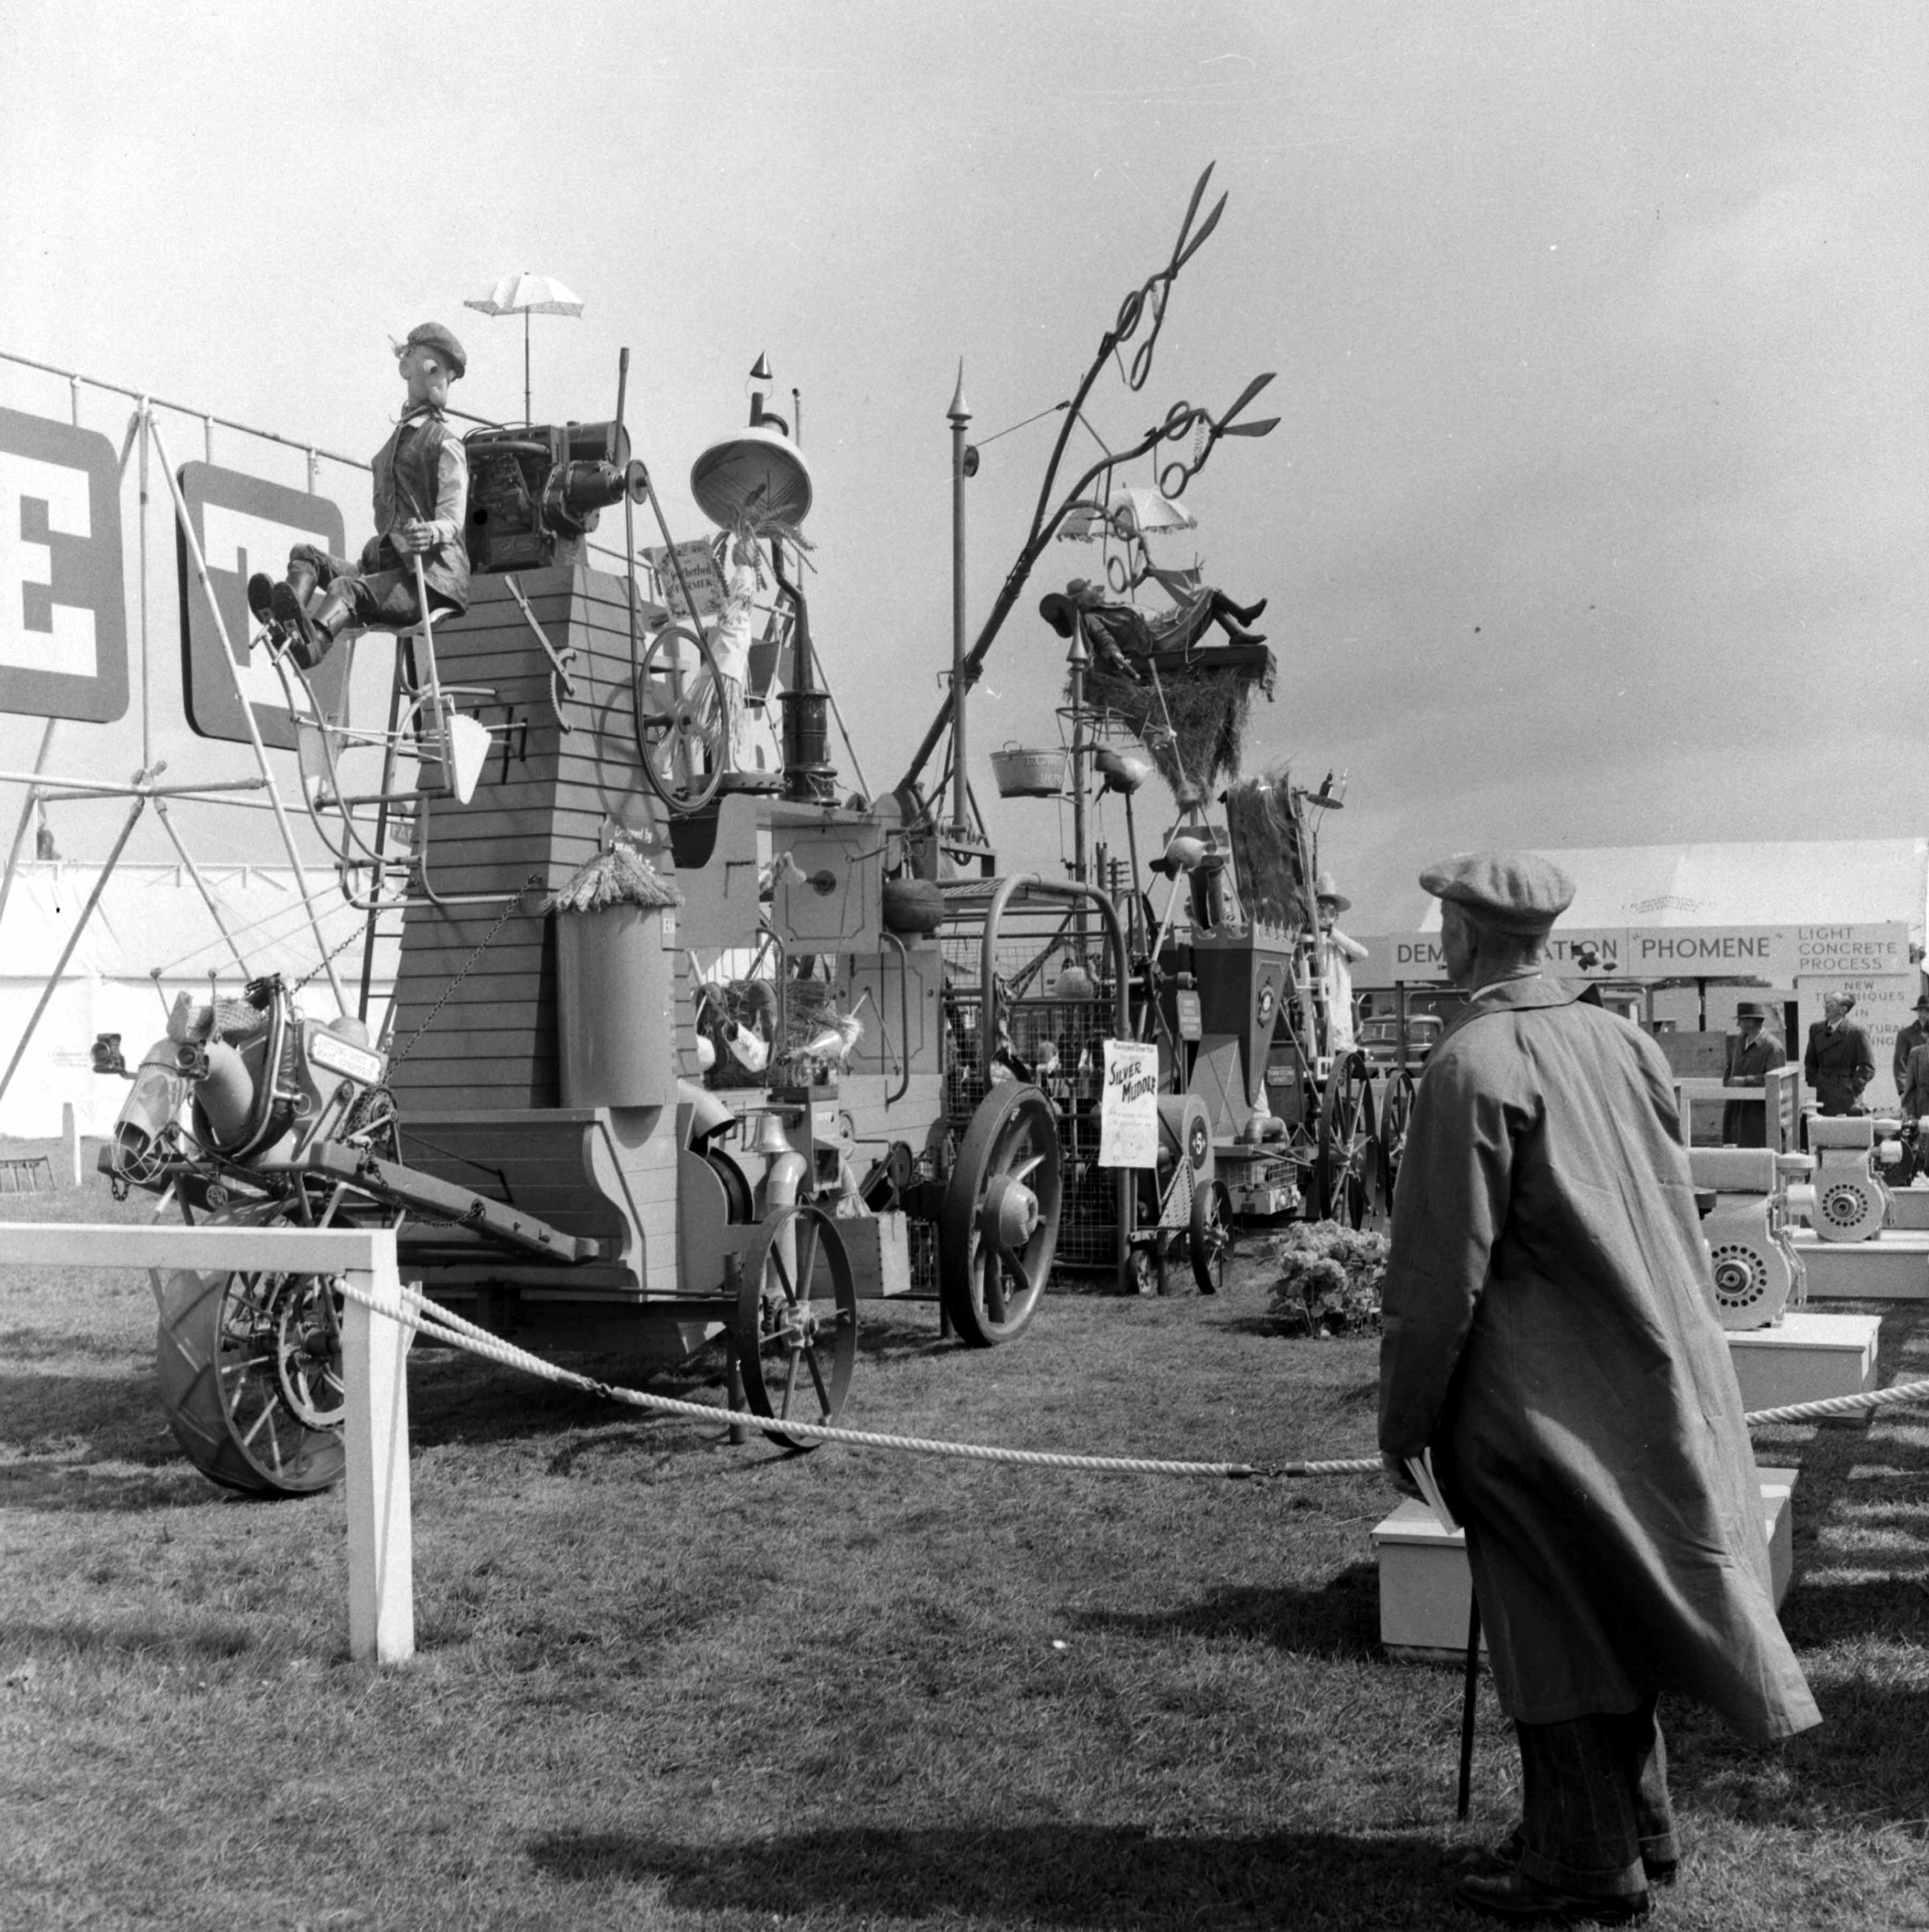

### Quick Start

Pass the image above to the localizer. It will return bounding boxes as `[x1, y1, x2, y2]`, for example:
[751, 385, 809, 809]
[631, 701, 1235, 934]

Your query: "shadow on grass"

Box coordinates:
[0, 1459, 222, 1512]
[1068, 1565, 1381, 1660]
[528, 1822, 1452, 1928]
[3, 1615, 261, 1664]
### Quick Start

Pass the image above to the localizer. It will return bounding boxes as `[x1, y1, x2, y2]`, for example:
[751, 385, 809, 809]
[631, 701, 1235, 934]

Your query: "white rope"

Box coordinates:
[330, 1276, 1929, 1483]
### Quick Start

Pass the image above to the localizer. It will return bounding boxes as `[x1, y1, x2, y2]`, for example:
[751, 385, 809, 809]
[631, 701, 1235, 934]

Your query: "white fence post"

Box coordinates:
[343, 1227, 414, 1665]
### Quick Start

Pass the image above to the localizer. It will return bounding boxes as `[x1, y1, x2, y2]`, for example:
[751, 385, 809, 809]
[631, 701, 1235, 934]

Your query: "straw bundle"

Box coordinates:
[545, 842, 684, 914]
[1079, 661, 1260, 795]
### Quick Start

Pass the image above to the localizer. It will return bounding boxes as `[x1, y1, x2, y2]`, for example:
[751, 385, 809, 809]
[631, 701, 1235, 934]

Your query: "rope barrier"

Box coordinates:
[328, 1275, 1929, 1482]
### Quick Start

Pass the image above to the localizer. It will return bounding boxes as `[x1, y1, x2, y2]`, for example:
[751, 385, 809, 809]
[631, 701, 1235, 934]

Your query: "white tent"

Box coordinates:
[1412, 839, 1929, 936]
[0, 863, 398, 1138]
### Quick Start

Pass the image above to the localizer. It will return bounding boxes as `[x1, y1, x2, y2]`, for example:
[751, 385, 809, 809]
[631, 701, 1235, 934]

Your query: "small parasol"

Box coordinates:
[1057, 485, 1199, 544]
[463, 271, 585, 424]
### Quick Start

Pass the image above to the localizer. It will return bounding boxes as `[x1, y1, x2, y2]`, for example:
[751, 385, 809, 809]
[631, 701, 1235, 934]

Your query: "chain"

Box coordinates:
[290, 914, 376, 999]
[387, 872, 544, 1070]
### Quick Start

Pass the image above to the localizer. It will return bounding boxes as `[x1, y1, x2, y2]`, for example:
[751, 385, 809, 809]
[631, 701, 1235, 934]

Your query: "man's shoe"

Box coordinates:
[246, 573, 276, 622]
[1453, 1870, 1649, 1924]
[270, 581, 320, 659]
[1642, 1859, 1676, 1889]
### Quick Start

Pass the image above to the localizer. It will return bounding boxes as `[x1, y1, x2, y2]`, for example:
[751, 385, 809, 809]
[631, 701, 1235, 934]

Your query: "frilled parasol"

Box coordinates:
[463, 272, 585, 424]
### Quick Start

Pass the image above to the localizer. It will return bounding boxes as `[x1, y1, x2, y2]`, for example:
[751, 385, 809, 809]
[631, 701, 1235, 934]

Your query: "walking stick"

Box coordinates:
[1456, 1586, 1482, 1821]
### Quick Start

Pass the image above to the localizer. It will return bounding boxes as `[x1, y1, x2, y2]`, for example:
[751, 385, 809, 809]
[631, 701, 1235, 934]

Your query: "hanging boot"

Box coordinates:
[278, 583, 354, 670]
[1229, 595, 1267, 626]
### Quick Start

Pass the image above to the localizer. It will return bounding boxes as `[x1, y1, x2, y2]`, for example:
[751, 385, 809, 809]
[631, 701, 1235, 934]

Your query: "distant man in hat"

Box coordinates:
[249, 322, 472, 668]
[1803, 991, 1874, 1117]
[1313, 870, 1367, 1054]
[1379, 850, 1818, 1924]
[1723, 1002, 1785, 1147]
[1891, 993, 1929, 1095]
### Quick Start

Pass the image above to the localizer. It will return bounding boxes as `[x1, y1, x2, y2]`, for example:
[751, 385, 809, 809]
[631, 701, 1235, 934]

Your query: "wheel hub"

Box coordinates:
[980, 1171, 1039, 1251]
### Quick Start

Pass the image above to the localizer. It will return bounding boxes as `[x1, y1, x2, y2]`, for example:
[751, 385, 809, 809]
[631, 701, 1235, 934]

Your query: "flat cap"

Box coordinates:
[399, 321, 467, 378]
[1419, 849, 1574, 935]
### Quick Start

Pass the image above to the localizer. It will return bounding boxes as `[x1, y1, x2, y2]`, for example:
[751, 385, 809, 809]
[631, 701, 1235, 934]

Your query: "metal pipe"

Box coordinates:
[0, 346, 368, 469]
[0, 718, 59, 936]
[0, 771, 272, 797]
[150, 417, 348, 1010]
[0, 794, 145, 1107]
[947, 365, 971, 840]
[152, 800, 250, 978]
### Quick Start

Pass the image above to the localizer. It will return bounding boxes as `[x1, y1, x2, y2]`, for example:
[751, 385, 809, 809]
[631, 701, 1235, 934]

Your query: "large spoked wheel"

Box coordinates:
[1188, 1178, 1236, 1294]
[156, 1262, 346, 1497]
[940, 1083, 1063, 1345]
[635, 623, 727, 815]
[731, 1204, 857, 1452]
[1313, 1050, 1379, 1230]
[1372, 1070, 1418, 1225]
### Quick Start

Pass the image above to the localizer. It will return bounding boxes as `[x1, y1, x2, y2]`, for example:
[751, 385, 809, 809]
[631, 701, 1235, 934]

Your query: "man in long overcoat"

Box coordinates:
[1722, 1001, 1785, 1146]
[1379, 851, 1819, 1924]
[1803, 992, 1874, 1116]
[1890, 993, 1929, 1094]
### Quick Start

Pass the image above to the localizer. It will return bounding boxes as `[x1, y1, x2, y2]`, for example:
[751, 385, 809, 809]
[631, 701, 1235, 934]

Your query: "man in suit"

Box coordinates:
[1893, 994, 1929, 1095]
[1804, 992, 1875, 1116]
[1723, 1002, 1785, 1146]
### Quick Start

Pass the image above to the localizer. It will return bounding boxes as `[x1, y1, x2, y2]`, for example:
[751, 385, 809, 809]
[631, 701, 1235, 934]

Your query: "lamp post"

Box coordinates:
[948, 363, 971, 843]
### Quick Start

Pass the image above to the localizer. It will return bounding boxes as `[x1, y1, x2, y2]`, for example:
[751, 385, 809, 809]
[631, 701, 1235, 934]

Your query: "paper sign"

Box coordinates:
[1098, 1039, 1160, 1168]
[645, 540, 726, 622]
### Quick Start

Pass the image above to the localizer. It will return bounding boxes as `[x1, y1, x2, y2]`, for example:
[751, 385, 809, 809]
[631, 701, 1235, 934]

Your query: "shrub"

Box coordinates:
[1268, 1220, 1389, 1336]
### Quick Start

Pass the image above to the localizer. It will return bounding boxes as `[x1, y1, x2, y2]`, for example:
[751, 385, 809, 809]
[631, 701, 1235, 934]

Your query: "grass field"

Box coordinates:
[4, 1165, 1929, 1930]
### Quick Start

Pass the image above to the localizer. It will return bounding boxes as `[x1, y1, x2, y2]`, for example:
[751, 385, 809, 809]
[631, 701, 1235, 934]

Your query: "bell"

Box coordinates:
[749, 1110, 795, 1158]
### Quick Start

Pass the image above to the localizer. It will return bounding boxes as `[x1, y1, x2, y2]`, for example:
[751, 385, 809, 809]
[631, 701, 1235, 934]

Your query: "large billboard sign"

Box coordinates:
[175, 462, 350, 750]
[0, 407, 129, 722]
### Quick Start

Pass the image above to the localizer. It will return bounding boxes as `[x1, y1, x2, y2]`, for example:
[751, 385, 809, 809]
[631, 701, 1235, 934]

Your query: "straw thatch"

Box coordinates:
[545, 842, 683, 914]
[1080, 660, 1260, 795]
[1223, 768, 1319, 936]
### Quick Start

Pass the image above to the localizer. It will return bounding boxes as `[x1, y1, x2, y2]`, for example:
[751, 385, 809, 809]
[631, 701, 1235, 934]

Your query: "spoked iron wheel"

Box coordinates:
[1313, 1050, 1379, 1230]
[1188, 1178, 1236, 1294]
[1372, 1069, 1418, 1226]
[635, 623, 727, 815]
[731, 1204, 857, 1452]
[157, 1261, 346, 1496]
[940, 1083, 1063, 1345]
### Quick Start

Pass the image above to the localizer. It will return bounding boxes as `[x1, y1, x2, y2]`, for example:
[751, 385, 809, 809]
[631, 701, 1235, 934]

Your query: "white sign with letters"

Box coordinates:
[1098, 1039, 1160, 1169]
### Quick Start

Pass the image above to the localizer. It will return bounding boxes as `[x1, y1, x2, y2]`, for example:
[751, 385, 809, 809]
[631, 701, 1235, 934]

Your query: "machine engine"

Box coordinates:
[463, 419, 647, 573]
[1804, 1115, 1900, 1243]
[1688, 1145, 1811, 1330]
[104, 975, 387, 1200]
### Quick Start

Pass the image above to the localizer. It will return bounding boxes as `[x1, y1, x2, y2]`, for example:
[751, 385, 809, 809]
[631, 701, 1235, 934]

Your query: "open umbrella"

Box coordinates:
[463, 272, 585, 423]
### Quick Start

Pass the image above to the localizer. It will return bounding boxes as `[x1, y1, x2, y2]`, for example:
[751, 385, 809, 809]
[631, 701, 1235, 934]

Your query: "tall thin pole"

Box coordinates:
[149, 416, 348, 1011]
[0, 796, 145, 1107]
[947, 363, 971, 840]
[524, 312, 532, 425]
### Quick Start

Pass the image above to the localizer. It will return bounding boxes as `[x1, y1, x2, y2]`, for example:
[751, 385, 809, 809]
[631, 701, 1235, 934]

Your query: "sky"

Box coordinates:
[2, 0, 1924, 931]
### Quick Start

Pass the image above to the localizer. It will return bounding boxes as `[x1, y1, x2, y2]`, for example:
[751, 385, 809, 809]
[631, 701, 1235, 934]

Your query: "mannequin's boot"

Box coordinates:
[275, 583, 354, 670]
[1228, 595, 1267, 626]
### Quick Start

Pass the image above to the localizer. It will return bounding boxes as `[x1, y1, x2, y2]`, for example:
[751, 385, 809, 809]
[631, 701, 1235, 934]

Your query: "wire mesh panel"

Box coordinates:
[936, 879, 1127, 1275]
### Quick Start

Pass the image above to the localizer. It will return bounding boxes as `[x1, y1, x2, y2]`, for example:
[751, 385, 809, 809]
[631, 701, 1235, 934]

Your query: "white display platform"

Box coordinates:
[1374, 1467, 1796, 1662]
[1790, 1227, 1929, 1300]
[1728, 1311, 1881, 1415]
[1886, 1187, 1929, 1232]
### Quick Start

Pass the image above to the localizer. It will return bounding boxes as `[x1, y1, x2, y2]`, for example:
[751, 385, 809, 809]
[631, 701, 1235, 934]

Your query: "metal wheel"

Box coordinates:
[1188, 1178, 1235, 1294]
[635, 623, 727, 815]
[731, 1204, 857, 1451]
[1372, 1069, 1418, 1225]
[156, 1258, 346, 1497]
[1313, 1050, 1378, 1229]
[940, 1083, 1063, 1345]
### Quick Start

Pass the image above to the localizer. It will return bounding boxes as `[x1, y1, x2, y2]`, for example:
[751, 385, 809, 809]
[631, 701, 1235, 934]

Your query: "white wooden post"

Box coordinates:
[342, 1227, 414, 1665]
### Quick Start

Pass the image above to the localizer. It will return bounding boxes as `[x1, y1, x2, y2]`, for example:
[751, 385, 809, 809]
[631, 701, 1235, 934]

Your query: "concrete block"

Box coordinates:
[1728, 1311, 1880, 1416]
[1374, 1467, 1796, 1662]
[1790, 1228, 1929, 1300]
